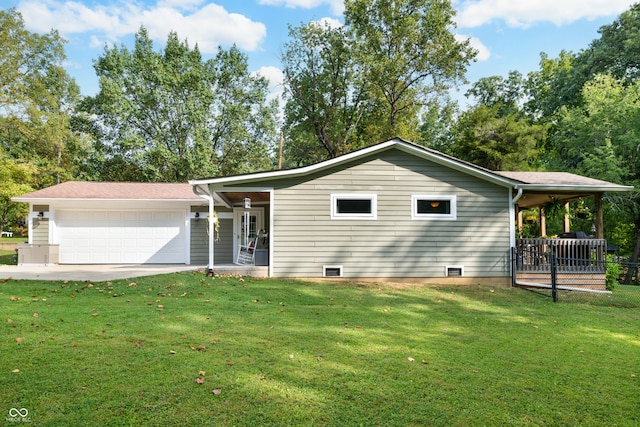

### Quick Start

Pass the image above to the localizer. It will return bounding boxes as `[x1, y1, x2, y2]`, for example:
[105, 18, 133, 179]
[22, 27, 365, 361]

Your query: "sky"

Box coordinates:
[4, 0, 639, 108]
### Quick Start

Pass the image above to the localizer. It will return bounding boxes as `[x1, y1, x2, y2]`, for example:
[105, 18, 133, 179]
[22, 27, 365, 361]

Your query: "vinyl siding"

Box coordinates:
[190, 218, 234, 264]
[32, 218, 49, 244]
[267, 149, 511, 278]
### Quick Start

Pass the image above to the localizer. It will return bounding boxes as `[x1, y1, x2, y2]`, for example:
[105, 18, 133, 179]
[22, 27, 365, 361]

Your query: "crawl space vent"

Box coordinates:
[323, 266, 343, 277]
[446, 266, 464, 277]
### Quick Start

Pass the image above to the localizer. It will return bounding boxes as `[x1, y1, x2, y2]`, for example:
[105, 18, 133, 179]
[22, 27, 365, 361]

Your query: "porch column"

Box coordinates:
[208, 194, 215, 270]
[563, 202, 570, 233]
[540, 207, 547, 237]
[517, 209, 523, 234]
[594, 193, 604, 239]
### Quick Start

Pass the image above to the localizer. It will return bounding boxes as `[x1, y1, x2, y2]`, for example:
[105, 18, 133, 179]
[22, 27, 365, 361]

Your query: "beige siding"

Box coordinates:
[32, 218, 49, 244]
[190, 218, 234, 264]
[269, 149, 511, 279]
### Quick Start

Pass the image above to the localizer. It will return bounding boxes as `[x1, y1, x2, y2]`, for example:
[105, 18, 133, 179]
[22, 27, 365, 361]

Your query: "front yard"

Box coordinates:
[1, 273, 638, 426]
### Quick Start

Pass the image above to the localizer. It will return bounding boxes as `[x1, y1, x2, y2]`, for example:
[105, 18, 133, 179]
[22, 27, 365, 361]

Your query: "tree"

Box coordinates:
[451, 104, 544, 171]
[0, 150, 35, 235]
[0, 8, 86, 187]
[85, 28, 277, 182]
[281, 22, 367, 165]
[345, 0, 476, 142]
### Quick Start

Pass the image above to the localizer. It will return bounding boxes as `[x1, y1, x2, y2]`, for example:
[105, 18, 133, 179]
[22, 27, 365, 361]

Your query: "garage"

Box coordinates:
[57, 210, 186, 264]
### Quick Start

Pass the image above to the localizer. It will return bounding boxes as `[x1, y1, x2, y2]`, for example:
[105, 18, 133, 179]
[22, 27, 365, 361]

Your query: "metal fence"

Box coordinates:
[512, 247, 640, 307]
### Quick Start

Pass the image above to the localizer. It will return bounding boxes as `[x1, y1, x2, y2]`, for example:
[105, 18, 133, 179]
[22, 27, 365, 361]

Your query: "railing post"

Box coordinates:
[551, 252, 558, 303]
[511, 247, 516, 287]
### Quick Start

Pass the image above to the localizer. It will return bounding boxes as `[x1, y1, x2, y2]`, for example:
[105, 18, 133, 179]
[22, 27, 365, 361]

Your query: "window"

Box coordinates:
[412, 195, 457, 220]
[331, 194, 377, 219]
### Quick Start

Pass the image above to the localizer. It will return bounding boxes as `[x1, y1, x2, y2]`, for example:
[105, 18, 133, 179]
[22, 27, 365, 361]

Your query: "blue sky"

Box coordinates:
[4, 0, 638, 108]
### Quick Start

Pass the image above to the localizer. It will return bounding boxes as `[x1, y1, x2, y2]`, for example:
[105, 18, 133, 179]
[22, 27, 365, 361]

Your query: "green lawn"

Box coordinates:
[1, 274, 638, 426]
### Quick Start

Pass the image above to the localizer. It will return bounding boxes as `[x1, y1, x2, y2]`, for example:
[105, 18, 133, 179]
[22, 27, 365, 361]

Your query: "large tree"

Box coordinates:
[281, 0, 476, 163]
[85, 28, 277, 182]
[345, 0, 476, 142]
[281, 22, 368, 165]
[0, 8, 86, 187]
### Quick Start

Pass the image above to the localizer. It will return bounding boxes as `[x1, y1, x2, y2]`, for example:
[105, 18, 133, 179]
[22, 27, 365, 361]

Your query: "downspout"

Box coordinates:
[510, 186, 524, 286]
[192, 185, 215, 275]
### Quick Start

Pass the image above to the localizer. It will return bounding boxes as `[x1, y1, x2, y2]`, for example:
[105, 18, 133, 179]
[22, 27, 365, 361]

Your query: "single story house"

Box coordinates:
[14, 138, 633, 284]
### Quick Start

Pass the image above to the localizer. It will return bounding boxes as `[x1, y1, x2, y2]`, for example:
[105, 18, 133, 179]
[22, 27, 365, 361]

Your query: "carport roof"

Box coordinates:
[14, 181, 204, 202]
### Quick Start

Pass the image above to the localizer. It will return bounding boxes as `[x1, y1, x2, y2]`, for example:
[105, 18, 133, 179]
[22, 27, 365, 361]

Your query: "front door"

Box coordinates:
[233, 208, 264, 257]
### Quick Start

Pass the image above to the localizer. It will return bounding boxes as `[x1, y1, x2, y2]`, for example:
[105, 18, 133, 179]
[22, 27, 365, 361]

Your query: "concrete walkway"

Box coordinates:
[0, 264, 207, 282]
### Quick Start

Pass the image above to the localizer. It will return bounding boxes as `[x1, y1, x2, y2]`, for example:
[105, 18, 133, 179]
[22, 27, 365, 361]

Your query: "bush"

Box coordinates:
[605, 254, 621, 291]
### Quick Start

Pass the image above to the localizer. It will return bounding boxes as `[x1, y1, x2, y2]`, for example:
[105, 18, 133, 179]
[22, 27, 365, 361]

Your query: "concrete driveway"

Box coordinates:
[0, 264, 207, 282]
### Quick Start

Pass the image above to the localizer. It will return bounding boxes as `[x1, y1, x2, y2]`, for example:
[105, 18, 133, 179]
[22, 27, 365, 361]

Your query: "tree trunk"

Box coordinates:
[623, 226, 640, 284]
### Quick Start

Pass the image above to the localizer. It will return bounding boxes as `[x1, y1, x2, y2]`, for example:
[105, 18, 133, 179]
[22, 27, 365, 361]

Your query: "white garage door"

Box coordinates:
[57, 210, 186, 264]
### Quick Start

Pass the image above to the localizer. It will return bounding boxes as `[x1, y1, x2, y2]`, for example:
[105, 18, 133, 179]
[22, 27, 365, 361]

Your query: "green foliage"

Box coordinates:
[85, 28, 277, 182]
[0, 150, 34, 234]
[281, 22, 367, 164]
[452, 104, 545, 170]
[0, 8, 87, 187]
[281, 0, 476, 163]
[605, 254, 622, 290]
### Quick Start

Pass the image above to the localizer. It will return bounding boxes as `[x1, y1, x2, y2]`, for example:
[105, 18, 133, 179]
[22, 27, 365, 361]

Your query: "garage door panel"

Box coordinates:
[57, 210, 186, 264]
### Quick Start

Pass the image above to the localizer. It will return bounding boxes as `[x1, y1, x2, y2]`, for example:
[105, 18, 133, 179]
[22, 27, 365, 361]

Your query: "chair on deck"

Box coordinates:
[235, 230, 267, 265]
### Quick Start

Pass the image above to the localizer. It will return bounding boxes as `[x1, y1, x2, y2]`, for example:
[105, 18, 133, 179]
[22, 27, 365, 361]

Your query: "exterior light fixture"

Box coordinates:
[430, 202, 440, 208]
[37, 212, 44, 218]
[195, 212, 200, 218]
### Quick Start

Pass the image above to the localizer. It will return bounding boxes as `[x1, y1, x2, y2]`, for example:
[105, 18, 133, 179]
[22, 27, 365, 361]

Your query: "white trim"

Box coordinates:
[445, 265, 464, 276]
[411, 195, 457, 220]
[323, 265, 343, 277]
[331, 193, 377, 220]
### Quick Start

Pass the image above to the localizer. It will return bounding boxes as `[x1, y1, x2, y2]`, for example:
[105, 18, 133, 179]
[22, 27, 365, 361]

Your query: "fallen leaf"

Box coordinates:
[212, 389, 222, 395]
[92, 313, 99, 317]
[15, 337, 22, 343]
[169, 350, 176, 354]
[7, 318, 13, 323]
[225, 361, 233, 366]
[199, 371, 206, 376]
[135, 341, 141, 347]
[33, 313, 39, 318]
[421, 360, 429, 364]
[251, 299, 259, 303]
[196, 378, 204, 384]
[472, 369, 480, 373]
[289, 354, 294, 359]
[12, 369, 19, 373]
[10, 296, 20, 301]
[182, 335, 188, 339]
[407, 357, 415, 362]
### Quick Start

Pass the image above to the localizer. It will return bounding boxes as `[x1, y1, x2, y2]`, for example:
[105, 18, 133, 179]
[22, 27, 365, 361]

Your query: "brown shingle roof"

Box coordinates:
[14, 181, 203, 201]
[494, 171, 624, 187]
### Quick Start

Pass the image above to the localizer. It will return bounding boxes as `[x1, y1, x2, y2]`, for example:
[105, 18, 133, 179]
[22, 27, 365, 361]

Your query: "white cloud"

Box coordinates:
[257, 0, 344, 15]
[455, 0, 637, 28]
[16, 0, 266, 53]
[254, 65, 284, 104]
[456, 34, 490, 61]
[312, 17, 343, 28]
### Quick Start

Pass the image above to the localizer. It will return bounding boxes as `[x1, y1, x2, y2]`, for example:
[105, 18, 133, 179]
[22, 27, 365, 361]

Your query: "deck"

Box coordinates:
[515, 238, 607, 290]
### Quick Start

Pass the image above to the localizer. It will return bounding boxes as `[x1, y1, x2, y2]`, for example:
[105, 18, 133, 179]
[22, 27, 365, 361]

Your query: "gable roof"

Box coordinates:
[190, 138, 515, 188]
[190, 138, 633, 194]
[13, 181, 203, 202]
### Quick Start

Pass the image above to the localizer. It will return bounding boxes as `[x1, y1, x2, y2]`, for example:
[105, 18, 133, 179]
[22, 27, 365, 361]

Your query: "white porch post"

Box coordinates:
[208, 192, 215, 272]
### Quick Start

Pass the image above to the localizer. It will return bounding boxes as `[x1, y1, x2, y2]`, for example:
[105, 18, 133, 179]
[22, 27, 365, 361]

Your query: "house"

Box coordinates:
[14, 138, 633, 285]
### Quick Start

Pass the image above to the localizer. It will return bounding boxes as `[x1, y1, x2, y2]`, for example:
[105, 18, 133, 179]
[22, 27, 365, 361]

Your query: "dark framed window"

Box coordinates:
[331, 194, 377, 219]
[412, 195, 456, 220]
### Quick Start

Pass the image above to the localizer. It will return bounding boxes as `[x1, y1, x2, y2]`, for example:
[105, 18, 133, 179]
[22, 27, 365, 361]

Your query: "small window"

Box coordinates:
[412, 195, 456, 220]
[331, 194, 377, 219]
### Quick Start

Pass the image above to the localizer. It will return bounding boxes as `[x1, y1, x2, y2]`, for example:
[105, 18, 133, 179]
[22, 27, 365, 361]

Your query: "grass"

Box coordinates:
[1, 273, 638, 426]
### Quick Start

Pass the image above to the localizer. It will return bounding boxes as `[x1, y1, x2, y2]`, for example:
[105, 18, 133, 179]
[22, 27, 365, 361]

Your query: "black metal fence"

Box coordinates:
[512, 247, 640, 307]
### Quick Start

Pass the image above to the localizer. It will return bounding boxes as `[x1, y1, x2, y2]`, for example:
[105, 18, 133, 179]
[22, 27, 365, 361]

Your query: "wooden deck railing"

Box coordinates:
[515, 238, 606, 273]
